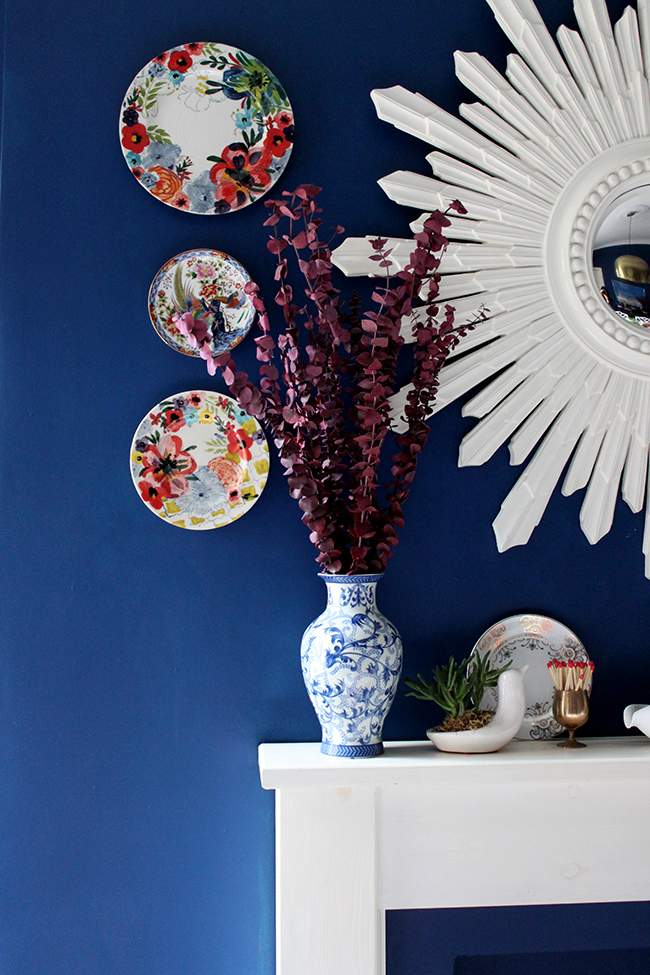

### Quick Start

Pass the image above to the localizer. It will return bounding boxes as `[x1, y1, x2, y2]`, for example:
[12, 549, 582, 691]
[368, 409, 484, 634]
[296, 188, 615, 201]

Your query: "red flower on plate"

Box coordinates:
[186, 391, 206, 411]
[171, 191, 190, 210]
[209, 143, 272, 209]
[138, 478, 167, 510]
[168, 49, 193, 73]
[140, 434, 196, 497]
[274, 110, 293, 129]
[226, 423, 254, 461]
[162, 407, 186, 432]
[121, 123, 150, 151]
[264, 112, 294, 158]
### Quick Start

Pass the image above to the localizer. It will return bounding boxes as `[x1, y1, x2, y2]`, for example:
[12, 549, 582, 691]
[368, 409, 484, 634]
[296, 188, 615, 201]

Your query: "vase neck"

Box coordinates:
[320, 574, 382, 612]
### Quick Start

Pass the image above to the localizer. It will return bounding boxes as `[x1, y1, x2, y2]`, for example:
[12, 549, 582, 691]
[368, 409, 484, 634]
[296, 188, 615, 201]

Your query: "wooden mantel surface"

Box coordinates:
[258, 736, 650, 790]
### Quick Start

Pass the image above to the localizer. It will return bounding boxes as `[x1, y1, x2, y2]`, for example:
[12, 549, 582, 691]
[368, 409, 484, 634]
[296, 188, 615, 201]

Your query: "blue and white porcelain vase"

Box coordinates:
[300, 574, 403, 757]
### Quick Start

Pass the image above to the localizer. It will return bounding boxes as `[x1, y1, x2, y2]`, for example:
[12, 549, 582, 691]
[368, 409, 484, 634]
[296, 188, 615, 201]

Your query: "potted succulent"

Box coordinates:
[180, 185, 486, 756]
[405, 652, 528, 753]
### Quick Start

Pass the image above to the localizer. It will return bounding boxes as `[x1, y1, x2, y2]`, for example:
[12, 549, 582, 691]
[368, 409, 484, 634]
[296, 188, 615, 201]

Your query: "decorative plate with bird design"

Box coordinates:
[148, 249, 256, 357]
[130, 390, 269, 529]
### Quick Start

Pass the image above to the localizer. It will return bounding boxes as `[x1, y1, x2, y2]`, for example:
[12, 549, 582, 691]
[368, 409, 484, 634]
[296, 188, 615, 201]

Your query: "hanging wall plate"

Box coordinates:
[120, 42, 294, 214]
[148, 249, 256, 356]
[130, 390, 269, 528]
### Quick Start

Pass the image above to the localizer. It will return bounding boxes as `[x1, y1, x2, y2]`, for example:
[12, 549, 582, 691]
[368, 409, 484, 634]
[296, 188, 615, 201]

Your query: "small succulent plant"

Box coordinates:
[404, 651, 512, 729]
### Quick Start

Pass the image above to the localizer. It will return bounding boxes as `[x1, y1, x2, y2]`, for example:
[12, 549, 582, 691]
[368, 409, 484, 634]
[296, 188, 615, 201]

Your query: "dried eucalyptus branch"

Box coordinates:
[182, 185, 486, 573]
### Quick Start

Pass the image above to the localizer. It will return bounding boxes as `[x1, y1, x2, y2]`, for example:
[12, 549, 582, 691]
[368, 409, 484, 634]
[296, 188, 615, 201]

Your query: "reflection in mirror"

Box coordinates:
[593, 190, 650, 329]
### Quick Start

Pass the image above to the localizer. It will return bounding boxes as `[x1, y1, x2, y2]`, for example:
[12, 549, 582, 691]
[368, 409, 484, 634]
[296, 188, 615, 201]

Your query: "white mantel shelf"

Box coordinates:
[259, 736, 650, 787]
[259, 738, 650, 975]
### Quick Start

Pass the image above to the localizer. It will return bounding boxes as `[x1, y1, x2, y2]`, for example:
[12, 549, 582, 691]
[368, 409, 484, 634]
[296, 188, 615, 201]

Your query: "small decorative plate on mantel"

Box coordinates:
[119, 42, 294, 213]
[472, 614, 590, 740]
[130, 390, 269, 529]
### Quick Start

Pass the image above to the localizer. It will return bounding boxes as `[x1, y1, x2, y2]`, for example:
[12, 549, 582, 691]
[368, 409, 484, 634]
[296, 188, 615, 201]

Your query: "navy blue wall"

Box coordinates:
[2, 0, 649, 973]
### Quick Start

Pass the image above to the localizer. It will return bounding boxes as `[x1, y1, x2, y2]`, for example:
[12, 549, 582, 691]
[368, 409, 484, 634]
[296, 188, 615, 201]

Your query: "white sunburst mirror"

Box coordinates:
[332, 0, 650, 578]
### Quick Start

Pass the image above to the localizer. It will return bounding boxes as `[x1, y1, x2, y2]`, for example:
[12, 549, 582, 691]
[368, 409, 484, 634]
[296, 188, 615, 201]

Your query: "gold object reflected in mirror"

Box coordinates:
[615, 254, 650, 283]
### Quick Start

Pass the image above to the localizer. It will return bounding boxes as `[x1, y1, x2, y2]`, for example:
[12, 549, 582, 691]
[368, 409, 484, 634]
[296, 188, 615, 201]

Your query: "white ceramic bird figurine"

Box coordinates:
[428, 665, 529, 754]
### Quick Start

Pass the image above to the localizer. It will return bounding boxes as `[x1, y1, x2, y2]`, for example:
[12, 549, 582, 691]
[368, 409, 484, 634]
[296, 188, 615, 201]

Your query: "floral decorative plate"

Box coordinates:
[471, 614, 589, 740]
[119, 42, 294, 214]
[130, 390, 269, 529]
[149, 249, 255, 356]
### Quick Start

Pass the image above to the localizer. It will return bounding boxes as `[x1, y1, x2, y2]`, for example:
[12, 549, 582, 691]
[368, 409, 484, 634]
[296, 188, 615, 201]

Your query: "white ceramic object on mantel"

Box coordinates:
[427, 665, 528, 754]
[624, 704, 650, 738]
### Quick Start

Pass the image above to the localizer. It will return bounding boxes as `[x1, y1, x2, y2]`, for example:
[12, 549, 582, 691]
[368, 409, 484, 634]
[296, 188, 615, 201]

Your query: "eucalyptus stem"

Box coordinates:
[182, 186, 486, 574]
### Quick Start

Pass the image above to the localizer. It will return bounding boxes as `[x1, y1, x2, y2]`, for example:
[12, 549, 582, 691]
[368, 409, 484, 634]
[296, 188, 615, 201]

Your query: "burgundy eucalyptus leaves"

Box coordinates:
[183, 185, 485, 574]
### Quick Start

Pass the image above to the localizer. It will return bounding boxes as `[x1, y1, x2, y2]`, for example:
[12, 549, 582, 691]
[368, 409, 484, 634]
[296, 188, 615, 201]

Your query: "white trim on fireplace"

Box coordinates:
[259, 738, 650, 975]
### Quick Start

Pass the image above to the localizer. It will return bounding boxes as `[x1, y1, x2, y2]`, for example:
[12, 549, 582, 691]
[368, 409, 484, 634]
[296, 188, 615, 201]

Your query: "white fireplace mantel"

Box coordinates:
[258, 737, 650, 975]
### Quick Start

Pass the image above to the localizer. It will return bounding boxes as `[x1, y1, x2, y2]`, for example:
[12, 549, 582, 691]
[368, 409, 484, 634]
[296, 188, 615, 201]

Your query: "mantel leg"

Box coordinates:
[275, 785, 382, 975]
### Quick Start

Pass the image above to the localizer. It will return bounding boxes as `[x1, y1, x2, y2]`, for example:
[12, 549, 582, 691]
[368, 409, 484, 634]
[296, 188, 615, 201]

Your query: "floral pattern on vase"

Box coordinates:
[300, 574, 402, 757]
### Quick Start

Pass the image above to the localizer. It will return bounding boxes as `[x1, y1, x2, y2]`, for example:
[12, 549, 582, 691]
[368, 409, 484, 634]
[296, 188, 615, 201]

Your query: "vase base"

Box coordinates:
[320, 742, 384, 758]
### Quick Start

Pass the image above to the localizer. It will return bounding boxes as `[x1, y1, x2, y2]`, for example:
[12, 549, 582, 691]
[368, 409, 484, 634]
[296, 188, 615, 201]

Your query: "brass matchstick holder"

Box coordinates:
[552, 689, 589, 748]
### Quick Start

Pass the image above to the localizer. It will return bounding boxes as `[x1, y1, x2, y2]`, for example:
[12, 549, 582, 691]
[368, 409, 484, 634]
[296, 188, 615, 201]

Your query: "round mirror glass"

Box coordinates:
[593, 187, 650, 331]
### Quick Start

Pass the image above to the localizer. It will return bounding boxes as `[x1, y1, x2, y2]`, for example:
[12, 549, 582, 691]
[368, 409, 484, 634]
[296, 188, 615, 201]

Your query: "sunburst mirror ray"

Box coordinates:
[331, 0, 650, 578]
